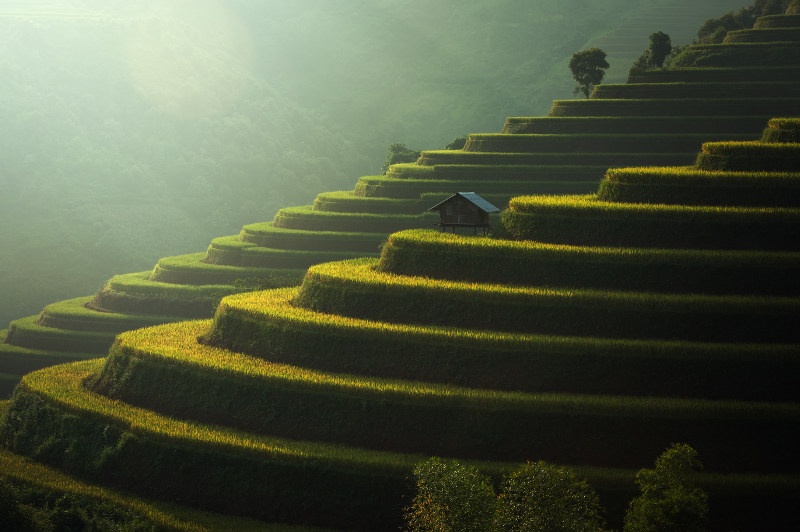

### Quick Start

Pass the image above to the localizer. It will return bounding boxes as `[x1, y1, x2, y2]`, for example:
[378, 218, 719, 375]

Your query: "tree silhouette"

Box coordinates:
[569, 48, 609, 98]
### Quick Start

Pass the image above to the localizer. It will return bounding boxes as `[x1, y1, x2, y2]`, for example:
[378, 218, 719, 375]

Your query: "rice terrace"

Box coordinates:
[1, 0, 799, 530]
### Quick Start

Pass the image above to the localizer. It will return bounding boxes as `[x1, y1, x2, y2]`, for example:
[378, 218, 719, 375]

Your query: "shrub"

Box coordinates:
[405, 457, 496, 532]
[623, 444, 708, 532]
[494, 461, 606, 532]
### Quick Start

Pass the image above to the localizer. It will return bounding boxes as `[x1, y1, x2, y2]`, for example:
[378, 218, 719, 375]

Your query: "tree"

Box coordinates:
[648, 32, 672, 69]
[623, 443, 709, 532]
[381, 141, 421, 174]
[494, 461, 606, 532]
[405, 457, 496, 532]
[569, 48, 609, 98]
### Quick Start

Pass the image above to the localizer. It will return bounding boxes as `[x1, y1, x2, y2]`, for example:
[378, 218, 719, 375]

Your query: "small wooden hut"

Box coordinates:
[428, 192, 500, 234]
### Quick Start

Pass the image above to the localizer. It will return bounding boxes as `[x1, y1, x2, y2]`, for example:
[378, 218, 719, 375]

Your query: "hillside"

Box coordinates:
[0, 0, 661, 329]
[2, 2, 799, 530]
[0, 0, 786, 398]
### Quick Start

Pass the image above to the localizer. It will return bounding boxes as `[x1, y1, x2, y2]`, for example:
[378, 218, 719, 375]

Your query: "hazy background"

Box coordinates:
[0, 0, 648, 327]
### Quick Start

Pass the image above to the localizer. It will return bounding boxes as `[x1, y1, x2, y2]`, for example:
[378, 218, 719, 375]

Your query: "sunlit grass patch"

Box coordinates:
[763, 117, 800, 143]
[4, 315, 116, 354]
[92, 271, 236, 317]
[201, 287, 800, 401]
[462, 132, 750, 154]
[502, 194, 800, 250]
[501, 115, 770, 135]
[240, 222, 385, 251]
[272, 205, 437, 232]
[80, 320, 800, 468]
[205, 235, 376, 269]
[376, 229, 800, 295]
[37, 296, 178, 333]
[150, 253, 305, 285]
[597, 166, 800, 206]
[292, 258, 799, 342]
[696, 140, 800, 171]
[0, 445, 309, 531]
[312, 190, 420, 214]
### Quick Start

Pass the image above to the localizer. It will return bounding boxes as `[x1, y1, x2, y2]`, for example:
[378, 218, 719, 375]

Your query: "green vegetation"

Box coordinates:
[569, 48, 610, 98]
[2, 2, 799, 529]
[406, 458, 606, 532]
[623, 444, 709, 532]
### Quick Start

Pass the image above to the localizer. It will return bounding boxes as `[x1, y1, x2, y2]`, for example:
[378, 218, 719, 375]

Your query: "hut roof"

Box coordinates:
[427, 192, 501, 214]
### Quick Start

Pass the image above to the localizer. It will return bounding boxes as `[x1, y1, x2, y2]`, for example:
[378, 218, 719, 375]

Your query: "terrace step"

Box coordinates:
[502, 194, 800, 251]
[696, 141, 800, 171]
[417, 150, 693, 167]
[501, 115, 770, 135]
[762, 117, 800, 142]
[591, 81, 798, 100]
[4, 315, 116, 354]
[149, 253, 304, 286]
[754, 14, 800, 28]
[1, 359, 418, 530]
[386, 162, 608, 182]
[90, 271, 237, 318]
[89, 321, 800, 467]
[35, 296, 177, 333]
[597, 166, 800, 206]
[671, 42, 800, 68]
[312, 191, 421, 214]
[353, 175, 596, 200]
[548, 97, 800, 118]
[293, 259, 799, 343]
[0, 342, 92, 398]
[461, 133, 751, 154]
[272, 205, 438, 233]
[204, 235, 379, 268]
[724, 27, 800, 43]
[375, 229, 800, 297]
[240, 222, 386, 252]
[628, 66, 800, 84]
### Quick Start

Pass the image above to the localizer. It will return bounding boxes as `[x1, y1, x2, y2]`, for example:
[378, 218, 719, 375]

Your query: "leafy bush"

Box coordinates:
[405, 457, 496, 532]
[623, 444, 708, 532]
[494, 461, 605, 532]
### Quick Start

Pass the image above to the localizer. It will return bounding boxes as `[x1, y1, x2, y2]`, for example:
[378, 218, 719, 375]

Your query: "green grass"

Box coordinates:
[670, 41, 800, 67]
[695, 140, 800, 171]
[596, 165, 800, 206]
[417, 150, 693, 167]
[627, 66, 800, 83]
[149, 253, 305, 286]
[388, 162, 609, 181]
[723, 27, 800, 44]
[87, 320, 800, 471]
[461, 133, 743, 154]
[590, 81, 798, 100]
[762, 117, 800, 142]
[547, 97, 800, 118]
[272, 205, 438, 232]
[240, 222, 386, 252]
[205, 235, 378, 268]
[754, 14, 800, 28]
[201, 287, 799, 402]
[312, 190, 421, 214]
[4, 315, 116, 354]
[501, 115, 770, 135]
[35, 296, 180, 333]
[92, 271, 237, 318]
[375, 229, 800, 296]
[0, 442, 313, 531]
[502, 194, 800, 251]
[0, 361, 424, 529]
[293, 258, 799, 343]
[353, 175, 597, 200]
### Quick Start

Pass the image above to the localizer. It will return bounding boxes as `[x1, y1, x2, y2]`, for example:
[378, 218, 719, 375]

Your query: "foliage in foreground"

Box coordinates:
[405, 457, 606, 532]
[406, 445, 707, 531]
